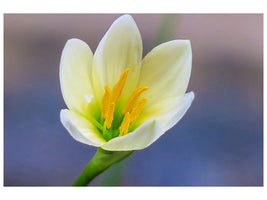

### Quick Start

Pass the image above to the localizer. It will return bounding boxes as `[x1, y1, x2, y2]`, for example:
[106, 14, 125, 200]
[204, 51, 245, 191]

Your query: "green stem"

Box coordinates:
[72, 148, 133, 186]
[153, 14, 179, 46]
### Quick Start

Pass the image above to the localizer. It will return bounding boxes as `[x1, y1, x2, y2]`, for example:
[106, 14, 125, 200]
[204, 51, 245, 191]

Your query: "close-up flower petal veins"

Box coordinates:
[60, 14, 194, 152]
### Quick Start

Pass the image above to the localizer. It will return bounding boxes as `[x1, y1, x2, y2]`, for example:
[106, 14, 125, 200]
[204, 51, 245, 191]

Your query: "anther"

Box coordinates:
[105, 103, 115, 129]
[123, 86, 148, 114]
[110, 68, 130, 103]
[130, 97, 147, 122]
[119, 112, 131, 136]
[102, 85, 111, 118]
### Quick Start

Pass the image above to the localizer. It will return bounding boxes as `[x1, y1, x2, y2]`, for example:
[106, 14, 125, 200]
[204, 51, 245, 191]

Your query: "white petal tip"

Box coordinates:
[67, 38, 80, 42]
[65, 38, 88, 47]
[173, 39, 191, 47]
[187, 91, 195, 100]
[112, 14, 136, 26]
[117, 14, 134, 20]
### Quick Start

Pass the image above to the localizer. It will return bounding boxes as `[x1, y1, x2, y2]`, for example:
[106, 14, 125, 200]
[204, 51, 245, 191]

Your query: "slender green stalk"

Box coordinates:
[72, 148, 133, 186]
[153, 14, 180, 46]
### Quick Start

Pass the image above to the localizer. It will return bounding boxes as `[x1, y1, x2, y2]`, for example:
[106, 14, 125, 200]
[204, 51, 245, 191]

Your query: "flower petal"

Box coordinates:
[102, 92, 194, 151]
[60, 109, 106, 147]
[92, 14, 143, 102]
[60, 38, 94, 115]
[138, 92, 195, 130]
[101, 119, 164, 151]
[138, 40, 192, 106]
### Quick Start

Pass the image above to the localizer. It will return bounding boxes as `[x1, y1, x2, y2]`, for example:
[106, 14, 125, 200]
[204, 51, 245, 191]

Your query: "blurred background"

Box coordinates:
[4, 14, 263, 186]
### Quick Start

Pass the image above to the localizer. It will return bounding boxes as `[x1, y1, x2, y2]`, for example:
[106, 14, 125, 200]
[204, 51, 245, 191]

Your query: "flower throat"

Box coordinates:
[101, 68, 148, 140]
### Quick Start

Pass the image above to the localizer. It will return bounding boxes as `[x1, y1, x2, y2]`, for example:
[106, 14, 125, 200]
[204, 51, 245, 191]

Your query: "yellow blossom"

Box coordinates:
[60, 14, 194, 151]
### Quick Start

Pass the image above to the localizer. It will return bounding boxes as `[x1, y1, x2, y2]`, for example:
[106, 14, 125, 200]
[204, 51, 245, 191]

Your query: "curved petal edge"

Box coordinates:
[60, 109, 106, 147]
[159, 91, 195, 131]
[60, 38, 94, 115]
[101, 119, 165, 151]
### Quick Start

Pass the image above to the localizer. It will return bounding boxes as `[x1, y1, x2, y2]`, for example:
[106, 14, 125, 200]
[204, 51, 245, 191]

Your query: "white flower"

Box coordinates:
[60, 14, 194, 151]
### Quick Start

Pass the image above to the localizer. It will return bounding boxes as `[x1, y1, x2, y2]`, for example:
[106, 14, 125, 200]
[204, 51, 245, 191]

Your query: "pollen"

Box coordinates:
[130, 97, 147, 122]
[102, 68, 130, 129]
[123, 86, 149, 114]
[104, 102, 115, 129]
[119, 112, 131, 136]
[101, 68, 148, 137]
[102, 85, 111, 118]
[110, 68, 130, 103]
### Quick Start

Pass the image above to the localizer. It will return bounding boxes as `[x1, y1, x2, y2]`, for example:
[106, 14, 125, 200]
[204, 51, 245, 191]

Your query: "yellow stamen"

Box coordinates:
[110, 68, 130, 103]
[105, 103, 115, 129]
[123, 86, 149, 114]
[100, 68, 148, 137]
[130, 97, 147, 122]
[119, 112, 131, 136]
[102, 85, 111, 118]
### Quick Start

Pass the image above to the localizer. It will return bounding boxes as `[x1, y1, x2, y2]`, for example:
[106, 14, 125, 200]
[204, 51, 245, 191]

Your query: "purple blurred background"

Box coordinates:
[4, 14, 263, 186]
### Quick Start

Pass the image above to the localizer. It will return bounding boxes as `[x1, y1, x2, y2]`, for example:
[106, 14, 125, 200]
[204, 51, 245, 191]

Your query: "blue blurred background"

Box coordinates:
[4, 14, 263, 186]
